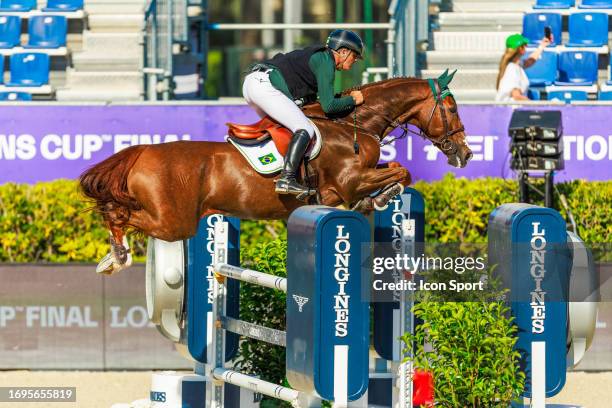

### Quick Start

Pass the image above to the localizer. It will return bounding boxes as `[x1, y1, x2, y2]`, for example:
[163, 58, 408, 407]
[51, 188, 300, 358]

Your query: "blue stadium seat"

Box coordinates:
[579, 0, 612, 9]
[7, 52, 50, 87]
[527, 88, 542, 100]
[0, 15, 20, 49]
[43, 0, 84, 12]
[0, 0, 36, 12]
[0, 91, 32, 100]
[25, 16, 67, 49]
[523, 51, 558, 86]
[533, 0, 573, 9]
[547, 90, 589, 102]
[597, 90, 612, 100]
[567, 13, 609, 47]
[555, 51, 598, 85]
[522, 13, 562, 46]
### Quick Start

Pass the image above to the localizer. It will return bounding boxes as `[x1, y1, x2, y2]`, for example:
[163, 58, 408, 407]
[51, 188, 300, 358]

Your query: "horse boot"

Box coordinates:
[275, 129, 316, 201]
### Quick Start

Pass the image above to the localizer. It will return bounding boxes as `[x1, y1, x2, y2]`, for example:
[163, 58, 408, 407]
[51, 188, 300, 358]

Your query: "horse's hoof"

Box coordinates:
[373, 201, 388, 211]
[296, 189, 317, 202]
[96, 252, 131, 275]
[351, 197, 374, 214]
[96, 253, 117, 275]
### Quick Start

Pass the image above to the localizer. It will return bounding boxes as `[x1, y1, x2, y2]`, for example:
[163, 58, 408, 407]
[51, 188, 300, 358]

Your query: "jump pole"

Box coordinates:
[208, 221, 314, 407]
[207, 207, 372, 408]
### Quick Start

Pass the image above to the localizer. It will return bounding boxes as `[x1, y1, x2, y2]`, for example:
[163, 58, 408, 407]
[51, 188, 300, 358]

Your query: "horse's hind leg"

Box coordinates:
[96, 222, 133, 275]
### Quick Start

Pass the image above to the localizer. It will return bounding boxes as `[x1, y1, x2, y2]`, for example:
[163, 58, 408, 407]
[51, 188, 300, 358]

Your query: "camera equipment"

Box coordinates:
[508, 110, 563, 207]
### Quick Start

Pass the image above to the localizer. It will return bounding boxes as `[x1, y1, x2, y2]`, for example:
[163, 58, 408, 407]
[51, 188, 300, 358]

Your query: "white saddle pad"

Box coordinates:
[227, 120, 323, 175]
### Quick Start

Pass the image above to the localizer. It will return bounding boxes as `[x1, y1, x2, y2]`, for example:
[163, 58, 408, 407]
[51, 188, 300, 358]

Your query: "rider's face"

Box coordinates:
[337, 50, 359, 71]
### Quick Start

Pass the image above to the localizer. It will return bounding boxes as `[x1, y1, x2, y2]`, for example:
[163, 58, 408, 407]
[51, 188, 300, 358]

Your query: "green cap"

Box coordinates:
[506, 34, 529, 49]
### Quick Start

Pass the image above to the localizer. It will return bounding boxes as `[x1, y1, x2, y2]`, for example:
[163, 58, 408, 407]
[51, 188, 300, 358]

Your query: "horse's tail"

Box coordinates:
[79, 145, 147, 226]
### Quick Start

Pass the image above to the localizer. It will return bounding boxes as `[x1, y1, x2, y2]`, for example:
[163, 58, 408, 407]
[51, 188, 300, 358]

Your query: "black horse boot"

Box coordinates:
[275, 129, 315, 200]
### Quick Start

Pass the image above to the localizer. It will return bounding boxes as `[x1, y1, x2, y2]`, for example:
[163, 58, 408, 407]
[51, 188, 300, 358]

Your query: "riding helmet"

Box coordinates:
[326, 29, 365, 59]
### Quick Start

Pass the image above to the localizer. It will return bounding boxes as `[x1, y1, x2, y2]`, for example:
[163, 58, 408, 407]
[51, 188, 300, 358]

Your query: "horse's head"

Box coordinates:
[415, 70, 472, 168]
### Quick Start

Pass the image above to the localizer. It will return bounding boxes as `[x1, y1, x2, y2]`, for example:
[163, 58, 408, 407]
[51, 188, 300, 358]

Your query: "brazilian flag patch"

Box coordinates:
[258, 153, 276, 165]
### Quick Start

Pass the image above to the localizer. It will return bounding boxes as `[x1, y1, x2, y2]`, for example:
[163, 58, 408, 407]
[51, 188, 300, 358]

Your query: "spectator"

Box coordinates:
[495, 34, 551, 102]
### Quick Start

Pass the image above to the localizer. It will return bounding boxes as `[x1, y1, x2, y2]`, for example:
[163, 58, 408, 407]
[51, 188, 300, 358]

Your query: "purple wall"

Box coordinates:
[0, 104, 609, 184]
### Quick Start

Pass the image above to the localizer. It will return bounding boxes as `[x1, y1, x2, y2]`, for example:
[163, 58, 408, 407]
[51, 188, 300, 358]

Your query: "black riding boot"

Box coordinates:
[275, 129, 315, 199]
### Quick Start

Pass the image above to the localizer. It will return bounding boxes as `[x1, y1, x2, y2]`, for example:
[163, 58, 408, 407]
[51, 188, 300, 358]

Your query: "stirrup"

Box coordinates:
[275, 178, 316, 201]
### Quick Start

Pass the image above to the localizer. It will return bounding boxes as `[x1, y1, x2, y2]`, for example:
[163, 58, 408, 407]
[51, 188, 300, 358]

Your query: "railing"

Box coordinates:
[143, 0, 193, 100]
[142, 1, 429, 97]
[362, 67, 390, 84]
[388, 0, 430, 77]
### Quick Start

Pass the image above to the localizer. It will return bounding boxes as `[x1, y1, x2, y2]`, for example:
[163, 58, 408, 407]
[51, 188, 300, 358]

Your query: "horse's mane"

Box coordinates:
[304, 76, 425, 118]
[342, 76, 424, 94]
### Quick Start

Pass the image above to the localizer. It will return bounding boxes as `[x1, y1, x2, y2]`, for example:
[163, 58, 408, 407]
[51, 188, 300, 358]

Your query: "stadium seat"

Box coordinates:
[0, 15, 20, 49]
[527, 88, 542, 100]
[547, 90, 589, 102]
[522, 13, 562, 46]
[533, 0, 573, 9]
[597, 90, 612, 100]
[555, 51, 598, 85]
[43, 0, 84, 12]
[579, 0, 612, 9]
[25, 16, 67, 49]
[567, 13, 609, 47]
[0, 0, 36, 12]
[523, 51, 558, 86]
[0, 91, 32, 100]
[6, 52, 50, 87]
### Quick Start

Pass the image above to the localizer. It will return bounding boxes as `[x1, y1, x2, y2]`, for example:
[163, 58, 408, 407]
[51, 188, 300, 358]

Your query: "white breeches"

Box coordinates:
[242, 71, 315, 138]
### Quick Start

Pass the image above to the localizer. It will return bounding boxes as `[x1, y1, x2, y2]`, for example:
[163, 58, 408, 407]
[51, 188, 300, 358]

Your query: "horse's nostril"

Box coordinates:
[465, 151, 473, 163]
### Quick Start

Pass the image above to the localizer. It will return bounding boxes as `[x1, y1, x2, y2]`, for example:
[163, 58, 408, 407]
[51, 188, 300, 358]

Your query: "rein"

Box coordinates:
[307, 78, 464, 154]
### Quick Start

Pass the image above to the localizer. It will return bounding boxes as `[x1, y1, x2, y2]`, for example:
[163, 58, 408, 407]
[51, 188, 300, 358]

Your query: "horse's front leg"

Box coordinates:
[341, 165, 411, 213]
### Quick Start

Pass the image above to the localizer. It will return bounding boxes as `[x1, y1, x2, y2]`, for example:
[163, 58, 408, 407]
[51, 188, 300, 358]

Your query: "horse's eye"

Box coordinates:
[449, 99, 457, 113]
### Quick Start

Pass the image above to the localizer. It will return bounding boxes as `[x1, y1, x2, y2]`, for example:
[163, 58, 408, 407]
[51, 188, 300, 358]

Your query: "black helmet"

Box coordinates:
[326, 29, 364, 59]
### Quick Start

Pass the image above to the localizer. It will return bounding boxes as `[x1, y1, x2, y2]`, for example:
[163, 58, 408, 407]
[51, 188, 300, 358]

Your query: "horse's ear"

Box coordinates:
[439, 69, 449, 81]
[437, 69, 449, 88]
[447, 69, 457, 85]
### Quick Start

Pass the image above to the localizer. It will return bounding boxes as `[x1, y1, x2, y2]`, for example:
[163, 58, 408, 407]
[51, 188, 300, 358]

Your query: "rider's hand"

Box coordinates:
[350, 90, 364, 106]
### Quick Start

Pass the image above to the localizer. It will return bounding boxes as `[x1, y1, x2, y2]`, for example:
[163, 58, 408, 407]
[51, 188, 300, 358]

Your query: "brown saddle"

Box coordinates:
[227, 116, 293, 156]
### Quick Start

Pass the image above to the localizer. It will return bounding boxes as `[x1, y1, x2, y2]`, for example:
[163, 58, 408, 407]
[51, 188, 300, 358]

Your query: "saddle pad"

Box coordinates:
[227, 121, 323, 175]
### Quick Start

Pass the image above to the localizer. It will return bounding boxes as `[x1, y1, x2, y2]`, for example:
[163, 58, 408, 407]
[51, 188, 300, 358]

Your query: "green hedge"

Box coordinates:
[0, 176, 609, 262]
[415, 174, 611, 244]
[1, 176, 608, 404]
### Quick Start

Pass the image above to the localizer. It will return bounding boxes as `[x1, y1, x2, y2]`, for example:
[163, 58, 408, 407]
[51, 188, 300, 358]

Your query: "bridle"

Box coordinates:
[420, 79, 465, 153]
[352, 79, 464, 154]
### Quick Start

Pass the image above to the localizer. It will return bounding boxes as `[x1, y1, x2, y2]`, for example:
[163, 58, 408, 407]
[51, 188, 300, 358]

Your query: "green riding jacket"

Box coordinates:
[268, 50, 355, 115]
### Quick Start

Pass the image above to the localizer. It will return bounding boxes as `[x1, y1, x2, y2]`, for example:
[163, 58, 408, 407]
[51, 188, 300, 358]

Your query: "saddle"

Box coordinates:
[227, 116, 294, 156]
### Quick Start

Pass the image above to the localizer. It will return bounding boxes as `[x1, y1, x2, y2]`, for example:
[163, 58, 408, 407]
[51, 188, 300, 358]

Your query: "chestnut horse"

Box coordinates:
[80, 72, 472, 274]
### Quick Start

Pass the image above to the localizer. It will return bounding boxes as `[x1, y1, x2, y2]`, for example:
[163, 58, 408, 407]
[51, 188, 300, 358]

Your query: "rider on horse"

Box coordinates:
[242, 29, 366, 198]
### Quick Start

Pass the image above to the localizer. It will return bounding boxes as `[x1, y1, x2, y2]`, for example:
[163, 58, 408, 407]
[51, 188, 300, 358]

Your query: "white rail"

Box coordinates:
[212, 368, 301, 403]
[208, 23, 391, 30]
[215, 263, 287, 292]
